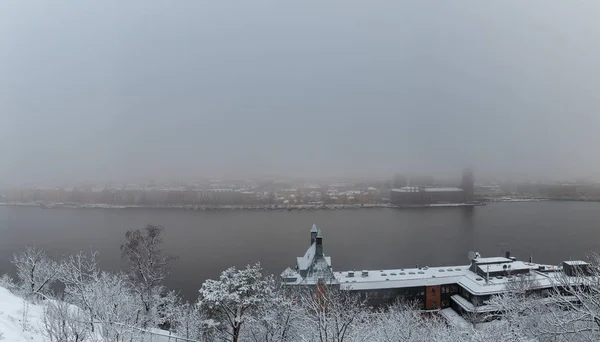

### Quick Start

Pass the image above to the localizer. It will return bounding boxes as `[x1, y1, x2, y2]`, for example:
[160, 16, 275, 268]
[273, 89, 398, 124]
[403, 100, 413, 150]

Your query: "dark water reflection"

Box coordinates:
[1, 202, 600, 301]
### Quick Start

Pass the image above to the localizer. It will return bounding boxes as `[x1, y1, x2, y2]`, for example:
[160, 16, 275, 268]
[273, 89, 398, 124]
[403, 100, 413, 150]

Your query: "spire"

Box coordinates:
[317, 229, 323, 238]
[310, 224, 318, 245]
[311, 224, 318, 233]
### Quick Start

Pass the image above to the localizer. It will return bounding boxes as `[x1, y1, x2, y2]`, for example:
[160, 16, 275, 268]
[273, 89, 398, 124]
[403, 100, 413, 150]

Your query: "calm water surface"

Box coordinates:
[1, 202, 600, 300]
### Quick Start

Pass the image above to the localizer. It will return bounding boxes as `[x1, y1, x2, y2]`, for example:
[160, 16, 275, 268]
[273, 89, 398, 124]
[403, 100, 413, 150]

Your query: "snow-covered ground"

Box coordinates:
[0, 286, 184, 342]
[0, 286, 45, 342]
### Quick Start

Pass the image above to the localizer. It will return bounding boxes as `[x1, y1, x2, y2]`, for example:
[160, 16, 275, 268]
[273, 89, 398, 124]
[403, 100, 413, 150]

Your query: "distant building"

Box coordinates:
[390, 169, 474, 206]
[393, 174, 435, 188]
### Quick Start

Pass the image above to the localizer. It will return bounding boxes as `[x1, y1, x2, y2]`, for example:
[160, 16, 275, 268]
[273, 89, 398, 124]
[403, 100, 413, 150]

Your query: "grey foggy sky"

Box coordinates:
[1, 1, 600, 185]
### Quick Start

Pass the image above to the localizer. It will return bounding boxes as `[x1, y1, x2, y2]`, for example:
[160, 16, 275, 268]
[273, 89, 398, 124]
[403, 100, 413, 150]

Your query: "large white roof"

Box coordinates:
[336, 265, 469, 291]
[333, 260, 570, 295]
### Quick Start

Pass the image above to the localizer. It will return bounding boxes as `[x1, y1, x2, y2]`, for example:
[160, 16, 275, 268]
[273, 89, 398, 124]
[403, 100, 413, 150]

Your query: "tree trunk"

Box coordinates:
[232, 325, 240, 342]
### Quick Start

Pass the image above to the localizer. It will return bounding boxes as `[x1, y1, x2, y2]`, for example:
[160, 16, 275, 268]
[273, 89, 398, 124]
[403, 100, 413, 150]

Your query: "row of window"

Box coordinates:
[441, 284, 459, 294]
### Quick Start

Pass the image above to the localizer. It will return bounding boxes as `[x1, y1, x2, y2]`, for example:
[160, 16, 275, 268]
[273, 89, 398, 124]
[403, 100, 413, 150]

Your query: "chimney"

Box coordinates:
[310, 224, 318, 245]
[316, 229, 323, 257]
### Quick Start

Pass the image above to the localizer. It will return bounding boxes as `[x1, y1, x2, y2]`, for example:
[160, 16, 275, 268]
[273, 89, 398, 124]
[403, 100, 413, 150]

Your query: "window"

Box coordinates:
[461, 287, 471, 300]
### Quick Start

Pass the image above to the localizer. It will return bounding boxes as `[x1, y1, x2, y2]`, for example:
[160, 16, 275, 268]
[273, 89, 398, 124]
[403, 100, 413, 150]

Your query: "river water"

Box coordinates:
[1, 202, 599, 301]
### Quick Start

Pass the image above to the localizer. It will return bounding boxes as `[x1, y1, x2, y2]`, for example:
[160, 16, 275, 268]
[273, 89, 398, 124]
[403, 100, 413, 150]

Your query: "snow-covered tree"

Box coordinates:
[121, 224, 174, 327]
[295, 283, 371, 342]
[534, 254, 600, 341]
[58, 250, 102, 333]
[12, 245, 61, 299]
[245, 285, 303, 342]
[368, 301, 435, 342]
[59, 251, 144, 341]
[42, 299, 90, 342]
[198, 262, 276, 342]
[91, 272, 143, 342]
[156, 289, 181, 331]
[0, 273, 15, 290]
[171, 302, 213, 341]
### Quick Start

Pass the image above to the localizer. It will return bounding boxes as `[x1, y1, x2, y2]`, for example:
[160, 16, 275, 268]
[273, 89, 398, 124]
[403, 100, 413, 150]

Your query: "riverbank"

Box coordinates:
[0, 202, 393, 211]
[0, 201, 496, 211]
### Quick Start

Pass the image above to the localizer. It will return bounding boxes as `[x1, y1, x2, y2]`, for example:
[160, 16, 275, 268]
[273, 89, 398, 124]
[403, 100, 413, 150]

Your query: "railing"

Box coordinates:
[90, 321, 202, 342]
[138, 329, 201, 342]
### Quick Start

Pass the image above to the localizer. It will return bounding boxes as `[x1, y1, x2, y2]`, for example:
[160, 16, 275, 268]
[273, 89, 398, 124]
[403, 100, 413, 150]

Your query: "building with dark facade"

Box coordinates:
[390, 169, 474, 206]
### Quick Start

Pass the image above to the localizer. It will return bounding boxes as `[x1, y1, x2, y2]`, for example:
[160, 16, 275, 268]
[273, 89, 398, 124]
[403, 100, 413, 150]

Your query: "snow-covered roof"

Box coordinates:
[337, 265, 469, 291]
[281, 267, 298, 280]
[334, 259, 571, 295]
[296, 243, 316, 271]
[457, 267, 560, 296]
[473, 257, 512, 264]
[452, 293, 580, 314]
[477, 261, 537, 274]
[424, 187, 464, 192]
[563, 260, 588, 266]
[440, 308, 471, 328]
[391, 187, 421, 192]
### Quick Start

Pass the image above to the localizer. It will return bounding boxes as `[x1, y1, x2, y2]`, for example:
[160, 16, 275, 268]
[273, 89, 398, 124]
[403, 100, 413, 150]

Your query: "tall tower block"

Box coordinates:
[461, 169, 474, 202]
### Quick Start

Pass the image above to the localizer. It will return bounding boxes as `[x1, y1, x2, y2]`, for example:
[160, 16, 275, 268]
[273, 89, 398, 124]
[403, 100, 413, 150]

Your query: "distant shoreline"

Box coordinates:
[0, 202, 393, 211]
[0, 199, 573, 211]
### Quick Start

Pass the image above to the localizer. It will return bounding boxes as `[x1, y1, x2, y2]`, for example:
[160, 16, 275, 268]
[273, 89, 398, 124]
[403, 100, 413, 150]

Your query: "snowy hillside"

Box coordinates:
[0, 286, 183, 342]
[0, 286, 45, 342]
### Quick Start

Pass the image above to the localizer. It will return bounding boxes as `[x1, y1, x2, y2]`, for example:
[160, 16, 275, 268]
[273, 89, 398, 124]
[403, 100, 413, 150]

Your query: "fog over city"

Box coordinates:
[2, 1, 600, 186]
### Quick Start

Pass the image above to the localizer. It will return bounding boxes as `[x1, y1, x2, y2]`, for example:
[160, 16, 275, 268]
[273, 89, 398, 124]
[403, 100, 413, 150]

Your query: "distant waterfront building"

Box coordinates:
[393, 174, 435, 188]
[390, 169, 475, 206]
